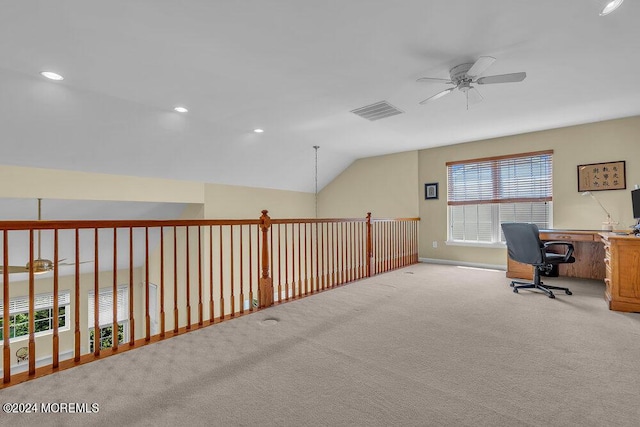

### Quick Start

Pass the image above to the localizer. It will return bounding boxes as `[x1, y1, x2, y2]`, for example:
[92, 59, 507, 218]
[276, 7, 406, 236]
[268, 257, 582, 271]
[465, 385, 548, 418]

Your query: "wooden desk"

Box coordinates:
[506, 230, 606, 281]
[600, 232, 640, 313]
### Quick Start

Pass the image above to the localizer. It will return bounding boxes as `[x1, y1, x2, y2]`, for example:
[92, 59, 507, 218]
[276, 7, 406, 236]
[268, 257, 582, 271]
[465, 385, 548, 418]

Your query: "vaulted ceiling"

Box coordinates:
[1, 1, 639, 193]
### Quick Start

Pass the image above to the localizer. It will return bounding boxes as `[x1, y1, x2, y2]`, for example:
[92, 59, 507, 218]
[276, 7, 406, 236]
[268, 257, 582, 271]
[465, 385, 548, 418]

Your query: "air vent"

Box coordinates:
[351, 101, 404, 121]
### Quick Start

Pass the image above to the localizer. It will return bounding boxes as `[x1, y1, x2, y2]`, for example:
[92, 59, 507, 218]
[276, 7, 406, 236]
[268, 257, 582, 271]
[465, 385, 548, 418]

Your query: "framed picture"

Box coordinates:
[425, 182, 439, 200]
[577, 161, 626, 192]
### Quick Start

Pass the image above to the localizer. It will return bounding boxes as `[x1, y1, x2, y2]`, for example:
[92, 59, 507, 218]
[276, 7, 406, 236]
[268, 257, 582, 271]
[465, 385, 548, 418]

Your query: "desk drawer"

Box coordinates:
[542, 232, 595, 242]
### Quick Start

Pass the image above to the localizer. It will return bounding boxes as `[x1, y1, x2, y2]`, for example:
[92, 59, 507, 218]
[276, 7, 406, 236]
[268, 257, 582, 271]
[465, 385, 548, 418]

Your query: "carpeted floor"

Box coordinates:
[1, 263, 639, 427]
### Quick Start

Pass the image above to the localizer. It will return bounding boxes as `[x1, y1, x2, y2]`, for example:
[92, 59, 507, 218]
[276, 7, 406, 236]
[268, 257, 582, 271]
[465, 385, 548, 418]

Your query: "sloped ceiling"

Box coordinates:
[0, 1, 639, 194]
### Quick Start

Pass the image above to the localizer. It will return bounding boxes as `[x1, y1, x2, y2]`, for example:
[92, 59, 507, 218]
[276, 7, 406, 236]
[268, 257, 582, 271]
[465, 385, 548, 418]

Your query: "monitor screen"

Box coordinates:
[632, 189, 640, 220]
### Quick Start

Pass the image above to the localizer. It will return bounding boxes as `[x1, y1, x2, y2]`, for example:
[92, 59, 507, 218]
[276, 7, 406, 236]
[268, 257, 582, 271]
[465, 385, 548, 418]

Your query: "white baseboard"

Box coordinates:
[418, 258, 506, 271]
[0, 349, 74, 376]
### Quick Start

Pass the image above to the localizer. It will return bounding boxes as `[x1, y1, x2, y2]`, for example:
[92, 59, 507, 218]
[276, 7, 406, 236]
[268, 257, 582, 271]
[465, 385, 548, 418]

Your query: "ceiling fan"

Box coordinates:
[417, 56, 526, 109]
[0, 199, 90, 275]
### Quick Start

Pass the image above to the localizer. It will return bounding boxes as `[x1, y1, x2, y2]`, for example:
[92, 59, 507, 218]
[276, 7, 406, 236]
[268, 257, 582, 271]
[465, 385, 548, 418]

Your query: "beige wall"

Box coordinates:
[318, 150, 419, 219]
[419, 116, 640, 266]
[0, 165, 205, 203]
[204, 183, 314, 219]
[0, 165, 315, 219]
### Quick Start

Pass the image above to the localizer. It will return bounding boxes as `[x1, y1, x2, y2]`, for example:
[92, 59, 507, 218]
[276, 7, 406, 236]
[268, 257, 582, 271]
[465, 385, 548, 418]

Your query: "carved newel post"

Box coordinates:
[259, 210, 274, 307]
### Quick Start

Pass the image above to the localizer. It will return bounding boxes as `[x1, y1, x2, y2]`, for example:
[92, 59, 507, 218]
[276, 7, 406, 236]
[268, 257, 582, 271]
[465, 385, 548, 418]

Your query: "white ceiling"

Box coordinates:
[1, 1, 639, 194]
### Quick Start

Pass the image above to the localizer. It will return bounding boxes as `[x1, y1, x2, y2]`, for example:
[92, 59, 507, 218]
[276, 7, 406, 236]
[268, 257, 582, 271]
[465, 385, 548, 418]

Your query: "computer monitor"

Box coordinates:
[632, 189, 640, 228]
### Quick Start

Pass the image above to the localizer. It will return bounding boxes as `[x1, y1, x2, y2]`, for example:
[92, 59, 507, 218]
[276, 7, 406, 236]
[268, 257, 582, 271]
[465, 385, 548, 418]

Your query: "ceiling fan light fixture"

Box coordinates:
[600, 0, 624, 15]
[40, 71, 64, 81]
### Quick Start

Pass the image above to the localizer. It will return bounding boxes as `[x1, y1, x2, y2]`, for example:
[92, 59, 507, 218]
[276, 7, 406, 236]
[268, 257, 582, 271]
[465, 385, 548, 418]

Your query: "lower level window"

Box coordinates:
[89, 321, 128, 352]
[0, 292, 70, 343]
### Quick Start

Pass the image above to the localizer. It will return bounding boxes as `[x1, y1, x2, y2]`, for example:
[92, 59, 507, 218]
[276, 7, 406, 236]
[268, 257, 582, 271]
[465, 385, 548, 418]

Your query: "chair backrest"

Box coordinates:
[501, 223, 544, 265]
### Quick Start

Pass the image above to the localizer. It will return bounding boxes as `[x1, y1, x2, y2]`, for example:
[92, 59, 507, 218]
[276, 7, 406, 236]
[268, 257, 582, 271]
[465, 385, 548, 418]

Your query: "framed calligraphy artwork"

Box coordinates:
[577, 161, 626, 192]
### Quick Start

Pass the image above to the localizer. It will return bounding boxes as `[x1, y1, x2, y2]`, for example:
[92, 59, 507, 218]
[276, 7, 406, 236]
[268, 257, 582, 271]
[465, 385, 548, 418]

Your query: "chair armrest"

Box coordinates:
[543, 241, 574, 262]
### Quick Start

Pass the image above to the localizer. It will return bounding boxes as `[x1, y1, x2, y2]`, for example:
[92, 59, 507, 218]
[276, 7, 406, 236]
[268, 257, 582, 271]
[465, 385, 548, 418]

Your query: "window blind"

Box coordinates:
[88, 286, 129, 327]
[447, 150, 553, 206]
[0, 291, 71, 315]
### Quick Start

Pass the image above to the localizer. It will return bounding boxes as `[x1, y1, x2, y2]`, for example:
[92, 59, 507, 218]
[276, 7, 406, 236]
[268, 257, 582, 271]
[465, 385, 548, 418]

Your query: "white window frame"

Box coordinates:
[446, 151, 553, 246]
[87, 285, 129, 351]
[0, 291, 71, 344]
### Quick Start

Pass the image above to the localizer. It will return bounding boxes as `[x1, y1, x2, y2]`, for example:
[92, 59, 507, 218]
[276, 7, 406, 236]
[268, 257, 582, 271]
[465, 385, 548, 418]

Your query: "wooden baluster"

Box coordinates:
[320, 222, 325, 290]
[297, 223, 302, 296]
[386, 222, 390, 272]
[53, 229, 60, 366]
[278, 224, 282, 300]
[130, 227, 135, 343]
[93, 228, 100, 357]
[230, 226, 235, 316]
[366, 214, 372, 277]
[259, 210, 273, 307]
[304, 222, 308, 294]
[332, 222, 337, 287]
[284, 224, 289, 300]
[249, 224, 254, 310]
[160, 227, 166, 336]
[208, 226, 214, 322]
[198, 226, 203, 325]
[219, 225, 224, 320]
[239, 225, 244, 314]
[145, 227, 151, 340]
[74, 229, 81, 361]
[270, 223, 275, 300]
[357, 222, 362, 279]
[314, 222, 319, 293]
[393, 221, 397, 270]
[26, 230, 35, 373]
[340, 222, 347, 284]
[185, 226, 192, 328]
[2, 231, 10, 383]
[173, 226, 179, 333]
[112, 228, 119, 350]
[350, 222, 355, 281]
[256, 224, 260, 305]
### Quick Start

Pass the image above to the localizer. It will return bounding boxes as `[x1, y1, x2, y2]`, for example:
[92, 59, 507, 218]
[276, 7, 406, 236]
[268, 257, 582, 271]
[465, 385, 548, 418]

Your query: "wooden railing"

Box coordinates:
[0, 212, 418, 388]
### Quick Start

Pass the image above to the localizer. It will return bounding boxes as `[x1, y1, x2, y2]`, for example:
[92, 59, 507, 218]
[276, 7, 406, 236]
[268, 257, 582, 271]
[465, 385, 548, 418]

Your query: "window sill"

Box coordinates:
[0, 326, 71, 345]
[446, 240, 506, 249]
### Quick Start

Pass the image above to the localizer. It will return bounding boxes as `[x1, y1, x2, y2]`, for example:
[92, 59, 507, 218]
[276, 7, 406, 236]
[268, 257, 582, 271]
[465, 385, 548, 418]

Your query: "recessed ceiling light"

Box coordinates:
[40, 71, 64, 81]
[600, 0, 624, 15]
[253, 128, 264, 133]
[174, 106, 188, 113]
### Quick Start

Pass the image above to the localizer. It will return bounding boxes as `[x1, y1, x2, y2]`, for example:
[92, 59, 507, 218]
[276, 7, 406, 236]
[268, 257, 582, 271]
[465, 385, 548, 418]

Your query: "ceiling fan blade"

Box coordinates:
[467, 56, 496, 78]
[419, 87, 455, 105]
[0, 265, 29, 274]
[476, 72, 526, 85]
[416, 77, 454, 84]
[57, 260, 93, 266]
[467, 87, 483, 105]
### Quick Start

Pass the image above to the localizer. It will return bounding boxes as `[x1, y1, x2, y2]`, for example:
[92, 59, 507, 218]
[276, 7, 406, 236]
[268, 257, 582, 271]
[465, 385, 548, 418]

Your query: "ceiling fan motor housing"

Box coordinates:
[25, 258, 54, 274]
[449, 63, 474, 86]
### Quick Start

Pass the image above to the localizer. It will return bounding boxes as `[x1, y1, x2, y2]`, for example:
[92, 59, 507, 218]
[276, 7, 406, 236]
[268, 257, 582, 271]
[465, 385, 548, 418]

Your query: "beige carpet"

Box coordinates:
[1, 263, 639, 427]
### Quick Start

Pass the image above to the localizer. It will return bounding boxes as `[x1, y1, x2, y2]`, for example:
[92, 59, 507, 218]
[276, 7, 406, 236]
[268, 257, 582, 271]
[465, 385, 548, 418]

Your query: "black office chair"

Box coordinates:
[501, 223, 575, 299]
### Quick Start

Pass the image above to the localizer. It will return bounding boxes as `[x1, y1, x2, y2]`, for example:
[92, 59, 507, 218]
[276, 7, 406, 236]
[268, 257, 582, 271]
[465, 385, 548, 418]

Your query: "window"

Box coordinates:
[0, 291, 70, 342]
[89, 323, 126, 352]
[447, 150, 553, 244]
[88, 286, 129, 351]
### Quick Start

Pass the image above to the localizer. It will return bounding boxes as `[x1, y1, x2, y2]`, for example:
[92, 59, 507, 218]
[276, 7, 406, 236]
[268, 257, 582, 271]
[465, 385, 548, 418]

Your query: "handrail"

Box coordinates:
[0, 211, 419, 388]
